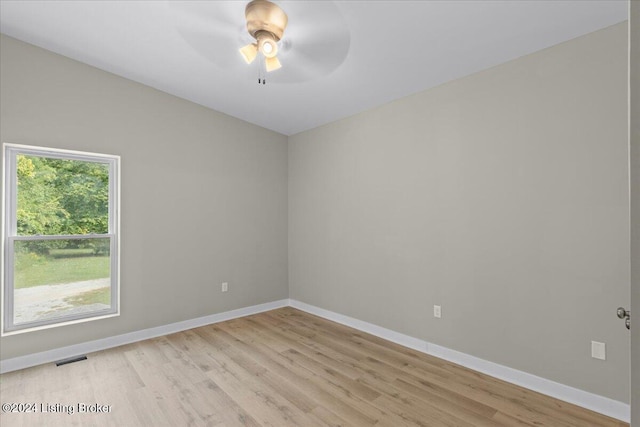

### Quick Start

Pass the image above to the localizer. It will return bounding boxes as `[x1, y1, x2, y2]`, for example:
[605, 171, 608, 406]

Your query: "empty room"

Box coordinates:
[1, 0, 639, 426]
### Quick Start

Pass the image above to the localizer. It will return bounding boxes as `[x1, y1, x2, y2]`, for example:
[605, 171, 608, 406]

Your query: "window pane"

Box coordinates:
[13, 238, 111, 325]
[16, 155, 109, 236]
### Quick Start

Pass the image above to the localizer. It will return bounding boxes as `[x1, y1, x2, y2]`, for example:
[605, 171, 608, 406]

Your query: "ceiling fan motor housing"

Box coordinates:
[245, 0, 288, 42]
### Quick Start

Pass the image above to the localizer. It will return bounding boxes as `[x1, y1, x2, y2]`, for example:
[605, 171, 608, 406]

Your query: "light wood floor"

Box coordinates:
[0, 307, 628, 426]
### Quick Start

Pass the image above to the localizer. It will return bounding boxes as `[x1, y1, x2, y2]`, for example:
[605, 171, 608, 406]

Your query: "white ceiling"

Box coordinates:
[0, 0, 628, 136]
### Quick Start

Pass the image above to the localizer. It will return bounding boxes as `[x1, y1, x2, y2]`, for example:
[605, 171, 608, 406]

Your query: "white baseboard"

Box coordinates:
[0, 299, 289, 374]
[289, 299, 630, 423]
[1, 298, 630, 422]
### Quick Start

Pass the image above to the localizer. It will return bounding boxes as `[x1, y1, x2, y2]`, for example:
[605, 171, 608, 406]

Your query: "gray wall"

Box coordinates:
[630, 0, 639, 423]
[289, 23, 630, 402]
[0, 34, 289, 360]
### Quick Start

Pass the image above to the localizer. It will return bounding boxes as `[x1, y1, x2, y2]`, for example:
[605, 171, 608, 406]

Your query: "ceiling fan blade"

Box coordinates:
[170, 1, 251, 69]
[170, 1, 242, 35]
[265, 55, 282, 72]
[267, 1, 350, 83]
[240, 43, 258, 64]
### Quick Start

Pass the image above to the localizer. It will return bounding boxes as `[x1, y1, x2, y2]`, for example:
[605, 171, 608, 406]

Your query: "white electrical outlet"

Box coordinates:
[433, 305, 441, 318]
[221, 282, 228, 292]
[591, 341, 606, 360]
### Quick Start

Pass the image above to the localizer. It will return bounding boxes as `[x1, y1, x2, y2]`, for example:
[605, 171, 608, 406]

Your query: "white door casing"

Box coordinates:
[629, 1, 639, 425]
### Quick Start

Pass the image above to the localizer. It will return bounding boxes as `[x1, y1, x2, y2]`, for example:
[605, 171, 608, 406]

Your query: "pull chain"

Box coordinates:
[257, 60, 261, 84]
[257, 56, 266, 85]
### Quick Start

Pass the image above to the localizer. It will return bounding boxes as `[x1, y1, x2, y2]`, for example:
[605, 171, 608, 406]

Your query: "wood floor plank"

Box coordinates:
[359, 376, 501, 427]
[195, 325, 319, 415]
[0, 307, 628, 427]
[236, 316, 367, 380]
[193, 378, 262, 427]
[190, 326, 327, 427]
[206, 322, 386, 426]
[123, 344, 205, 425]
[203, 353, 323, 427]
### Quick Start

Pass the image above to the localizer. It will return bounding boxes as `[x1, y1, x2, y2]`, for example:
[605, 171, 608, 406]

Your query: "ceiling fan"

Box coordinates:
[238, 0, 288, 73]
[170, 1, 351, 84]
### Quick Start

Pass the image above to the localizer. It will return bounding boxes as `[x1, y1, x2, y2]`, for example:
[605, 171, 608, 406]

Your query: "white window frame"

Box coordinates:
[2, 143, 120, 335]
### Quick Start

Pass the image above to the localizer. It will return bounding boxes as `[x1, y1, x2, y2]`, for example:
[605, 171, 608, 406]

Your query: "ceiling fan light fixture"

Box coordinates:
[257, 33, 278, 58]
[239, 42, 258, 64]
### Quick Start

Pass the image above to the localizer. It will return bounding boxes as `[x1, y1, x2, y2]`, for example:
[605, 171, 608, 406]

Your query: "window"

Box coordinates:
[2, 144, 120, 335]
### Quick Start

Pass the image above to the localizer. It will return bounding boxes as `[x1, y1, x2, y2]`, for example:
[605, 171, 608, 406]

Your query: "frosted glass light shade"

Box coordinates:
[265, 56, 282, 72]
[239, 43, 258, 64]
